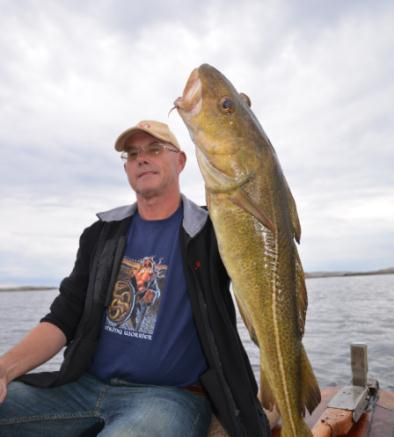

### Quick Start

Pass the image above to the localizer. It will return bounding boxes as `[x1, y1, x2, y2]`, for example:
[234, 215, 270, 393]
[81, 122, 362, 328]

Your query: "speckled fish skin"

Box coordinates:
[175, 64, 321, 437]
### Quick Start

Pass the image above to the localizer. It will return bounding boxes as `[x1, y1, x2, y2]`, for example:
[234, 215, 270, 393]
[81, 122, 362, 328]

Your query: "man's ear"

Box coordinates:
[178, 151, 187, 173]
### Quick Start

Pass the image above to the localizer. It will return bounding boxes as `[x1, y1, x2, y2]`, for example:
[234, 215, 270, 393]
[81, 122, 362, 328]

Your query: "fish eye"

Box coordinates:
[219, 97, 235, 114]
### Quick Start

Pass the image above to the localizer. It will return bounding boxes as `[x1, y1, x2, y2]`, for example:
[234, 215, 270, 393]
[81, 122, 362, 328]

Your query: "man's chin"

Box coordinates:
[136, 186, 162, 200]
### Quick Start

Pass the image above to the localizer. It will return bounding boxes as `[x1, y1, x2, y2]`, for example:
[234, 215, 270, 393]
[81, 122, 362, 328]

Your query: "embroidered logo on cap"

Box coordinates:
[139, 122, 151, 129]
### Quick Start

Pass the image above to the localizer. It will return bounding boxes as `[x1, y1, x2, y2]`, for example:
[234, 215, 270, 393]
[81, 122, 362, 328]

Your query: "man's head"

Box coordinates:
[115, 120, 186, 201]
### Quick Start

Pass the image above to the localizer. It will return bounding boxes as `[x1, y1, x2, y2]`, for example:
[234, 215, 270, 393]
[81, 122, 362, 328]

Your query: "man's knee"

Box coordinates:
[0, 381, 34, 419]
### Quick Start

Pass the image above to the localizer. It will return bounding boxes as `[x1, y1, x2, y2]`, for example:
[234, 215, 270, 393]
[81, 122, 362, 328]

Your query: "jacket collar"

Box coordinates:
[96, 194, 208, 238]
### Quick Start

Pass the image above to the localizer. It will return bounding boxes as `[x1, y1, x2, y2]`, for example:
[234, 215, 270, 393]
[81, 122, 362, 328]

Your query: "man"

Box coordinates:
[0, 121, 270, 436]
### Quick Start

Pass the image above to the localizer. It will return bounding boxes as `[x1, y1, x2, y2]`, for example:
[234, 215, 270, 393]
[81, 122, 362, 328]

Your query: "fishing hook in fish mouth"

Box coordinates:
[167, 105, 177, 117]
[168, 97, 183, 117]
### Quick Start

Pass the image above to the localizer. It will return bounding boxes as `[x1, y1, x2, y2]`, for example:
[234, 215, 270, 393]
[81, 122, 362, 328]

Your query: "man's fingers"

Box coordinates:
[0, 382, 7, 404]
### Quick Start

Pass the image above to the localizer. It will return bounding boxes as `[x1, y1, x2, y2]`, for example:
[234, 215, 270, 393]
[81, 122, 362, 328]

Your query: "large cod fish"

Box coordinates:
[175, 64, 321, 437]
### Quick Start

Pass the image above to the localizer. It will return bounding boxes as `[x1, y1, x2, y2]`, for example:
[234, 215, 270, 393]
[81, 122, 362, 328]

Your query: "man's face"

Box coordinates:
[123, 131, 186, 199]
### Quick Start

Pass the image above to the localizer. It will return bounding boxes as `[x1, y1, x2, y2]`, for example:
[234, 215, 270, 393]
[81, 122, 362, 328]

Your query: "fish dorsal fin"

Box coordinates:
[296, 251, 308, 336]
[230, 189, 276, 234]
[285, 183, 301, 243]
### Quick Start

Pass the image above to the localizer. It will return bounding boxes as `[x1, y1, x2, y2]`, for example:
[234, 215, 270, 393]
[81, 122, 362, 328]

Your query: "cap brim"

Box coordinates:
[114, 120, 182, 151]
[114, 127, 154, 152]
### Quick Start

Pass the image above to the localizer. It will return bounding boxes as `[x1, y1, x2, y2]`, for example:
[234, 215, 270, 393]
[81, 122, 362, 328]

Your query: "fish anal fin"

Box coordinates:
[230, 189, 276, 234]
[299, 345, 321, 416]
[259, 367, 276, 411]
[234, 293, 258, 346]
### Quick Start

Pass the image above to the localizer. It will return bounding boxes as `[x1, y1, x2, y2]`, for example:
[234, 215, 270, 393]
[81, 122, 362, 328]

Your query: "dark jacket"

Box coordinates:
[20, 196, 270, 437]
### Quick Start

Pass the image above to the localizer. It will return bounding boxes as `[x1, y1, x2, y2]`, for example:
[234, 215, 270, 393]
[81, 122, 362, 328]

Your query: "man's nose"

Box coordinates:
[137, 159, 149, 166]
[136, 149, 150, 162]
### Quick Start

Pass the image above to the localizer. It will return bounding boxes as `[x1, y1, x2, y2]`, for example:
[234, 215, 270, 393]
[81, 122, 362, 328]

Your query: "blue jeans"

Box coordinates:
[0, 373, 212, 437]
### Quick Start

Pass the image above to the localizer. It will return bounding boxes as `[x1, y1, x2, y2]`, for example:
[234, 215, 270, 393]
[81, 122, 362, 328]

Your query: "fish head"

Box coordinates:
[175, 64, 264, 192]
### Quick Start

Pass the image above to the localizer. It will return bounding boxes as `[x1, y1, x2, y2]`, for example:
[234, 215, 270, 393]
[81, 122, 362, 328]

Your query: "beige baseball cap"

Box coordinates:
[114, 120, 181, 152]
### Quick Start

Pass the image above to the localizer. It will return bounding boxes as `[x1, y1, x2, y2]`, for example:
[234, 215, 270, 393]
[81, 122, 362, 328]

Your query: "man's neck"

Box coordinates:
[136, 192, 182, 220]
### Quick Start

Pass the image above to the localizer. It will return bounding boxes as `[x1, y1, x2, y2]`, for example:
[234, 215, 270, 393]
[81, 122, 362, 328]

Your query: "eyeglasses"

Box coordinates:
[120, 142, 179, 161]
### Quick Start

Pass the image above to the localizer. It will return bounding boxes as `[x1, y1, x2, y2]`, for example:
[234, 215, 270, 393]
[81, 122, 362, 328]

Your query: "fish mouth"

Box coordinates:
[174, 68, 202, 116]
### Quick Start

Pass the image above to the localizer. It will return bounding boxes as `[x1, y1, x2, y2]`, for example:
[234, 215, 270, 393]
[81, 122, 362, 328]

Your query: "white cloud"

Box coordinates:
[0, 0, 393, 284]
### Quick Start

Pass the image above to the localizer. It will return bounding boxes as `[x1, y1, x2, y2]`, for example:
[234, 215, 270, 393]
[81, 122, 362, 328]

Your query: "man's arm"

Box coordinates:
[0, 220, 104, 404]
[0, 322, 66, 404]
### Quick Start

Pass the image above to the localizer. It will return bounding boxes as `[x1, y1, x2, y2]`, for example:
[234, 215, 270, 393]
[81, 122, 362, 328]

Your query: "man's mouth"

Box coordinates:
[138, 171, 157, 179]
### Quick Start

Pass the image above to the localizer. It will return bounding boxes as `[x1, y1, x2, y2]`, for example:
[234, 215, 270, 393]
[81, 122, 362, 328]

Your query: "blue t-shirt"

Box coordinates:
[89, 204, 207, 386]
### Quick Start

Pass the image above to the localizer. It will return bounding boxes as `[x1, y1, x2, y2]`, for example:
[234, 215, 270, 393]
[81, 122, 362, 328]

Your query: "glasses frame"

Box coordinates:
[120, 142, 179, 162]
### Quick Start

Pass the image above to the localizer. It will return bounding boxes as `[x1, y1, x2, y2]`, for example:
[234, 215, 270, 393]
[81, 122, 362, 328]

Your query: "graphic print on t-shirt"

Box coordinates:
[105, 256, 167, 339]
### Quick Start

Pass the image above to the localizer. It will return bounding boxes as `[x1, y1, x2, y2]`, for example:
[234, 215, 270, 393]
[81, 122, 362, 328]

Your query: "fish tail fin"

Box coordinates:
[300, 344, 321, 415]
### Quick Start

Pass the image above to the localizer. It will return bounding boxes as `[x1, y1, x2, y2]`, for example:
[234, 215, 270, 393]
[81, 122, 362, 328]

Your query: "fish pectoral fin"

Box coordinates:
[259, 367, 276, 411]
[197, 148, 244, 193]
[230, 189, 276, 233]
[299, 345, 321, 416]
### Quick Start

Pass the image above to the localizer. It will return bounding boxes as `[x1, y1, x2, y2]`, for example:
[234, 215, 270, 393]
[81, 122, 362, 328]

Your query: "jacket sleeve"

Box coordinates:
[41, 220, 104, 343]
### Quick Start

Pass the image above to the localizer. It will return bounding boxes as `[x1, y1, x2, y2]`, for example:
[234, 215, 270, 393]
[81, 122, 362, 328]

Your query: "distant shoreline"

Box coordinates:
[305, 268, 394, 279]
[1, 268, 393, 290]
[0, 286, 57, 292]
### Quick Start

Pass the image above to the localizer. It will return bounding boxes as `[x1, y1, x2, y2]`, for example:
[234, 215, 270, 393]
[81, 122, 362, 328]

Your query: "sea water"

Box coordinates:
[1, 274, 393, 390]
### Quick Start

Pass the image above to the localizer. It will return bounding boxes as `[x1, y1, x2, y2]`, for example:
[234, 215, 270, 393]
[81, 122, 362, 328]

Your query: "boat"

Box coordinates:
[208, 343, 394, 436]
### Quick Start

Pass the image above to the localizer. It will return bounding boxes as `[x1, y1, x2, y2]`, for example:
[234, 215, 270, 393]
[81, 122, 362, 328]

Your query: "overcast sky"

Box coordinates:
[0, 0, 393, 285]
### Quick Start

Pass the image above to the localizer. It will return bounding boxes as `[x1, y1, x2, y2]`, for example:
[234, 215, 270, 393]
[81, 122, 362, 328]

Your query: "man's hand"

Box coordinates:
[0, 359, 9, 403]
[0, 322, 66, 404]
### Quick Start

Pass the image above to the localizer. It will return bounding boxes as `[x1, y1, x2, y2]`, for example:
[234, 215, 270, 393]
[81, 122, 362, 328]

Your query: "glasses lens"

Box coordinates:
[146, 143, 164, 155]
[123, 143, 167, 161]
[127, 149, 139, 160]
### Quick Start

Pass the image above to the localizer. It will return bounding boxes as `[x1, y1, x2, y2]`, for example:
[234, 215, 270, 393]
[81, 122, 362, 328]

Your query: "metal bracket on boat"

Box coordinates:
[327, 385, 369, 422]
[326, 343, 378, 423]
[312, 343, 381, 436]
